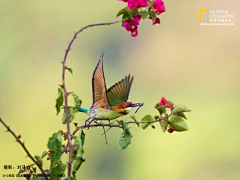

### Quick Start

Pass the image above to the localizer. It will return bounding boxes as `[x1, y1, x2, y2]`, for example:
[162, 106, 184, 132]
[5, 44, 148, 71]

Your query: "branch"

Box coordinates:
[0, 118, 49, 180]
[61, 20, 121, 180]
[61, 115, 169, 155]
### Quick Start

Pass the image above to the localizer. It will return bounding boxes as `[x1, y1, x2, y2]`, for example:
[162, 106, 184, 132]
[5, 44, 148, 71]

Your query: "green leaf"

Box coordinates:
[79, 130, 85, 147]
[50, 162, 67, 180]
[72, 156, 85, 177]
[141, 115, 154, 129]
[155, 105, 166, 115]
[34, 156, 43, 168]
[72, 130, 86, 177]
[119, 124, 133, 150]
[116, 120, 124, 128]
[160, 119, 168, 132]
[42, 151, 48, 158]
[73, 122, 78, 127]
[122, 13, 130, 26]
[169, 115, 188, 131]
[32, 177, 44, 180]
[47, 133, 62, 168]
[130, 115, 139, 127]
[117, 8, 130, 17]
[72, 137, 81, 162]
[149, 11, 156, 22]
[32, 167, 37, 174]
[66, 67, 73, 74]
[172, 104, 191, 114]
[177, 112, 187, 120]
[72, 94, 82, 110]
[130, 7, 137, 16]
[139, 11, 148, 20]
[72, 138, 85, 177]
[55, 88, 63, 115]
[149, 0, 154, 6]
[62, 106, 75, 124]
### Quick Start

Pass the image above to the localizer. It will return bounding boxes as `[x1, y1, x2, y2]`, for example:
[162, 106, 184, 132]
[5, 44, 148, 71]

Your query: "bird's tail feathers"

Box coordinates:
[78, 108, 89, 113]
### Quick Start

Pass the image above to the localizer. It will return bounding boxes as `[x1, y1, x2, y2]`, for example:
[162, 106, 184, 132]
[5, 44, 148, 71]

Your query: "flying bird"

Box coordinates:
[78, 52, 143, 126]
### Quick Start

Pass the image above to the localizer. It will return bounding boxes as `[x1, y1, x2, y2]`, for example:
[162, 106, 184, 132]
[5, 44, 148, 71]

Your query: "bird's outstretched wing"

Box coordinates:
[91, 52, 111, 110]
[107, 74, 134, 106]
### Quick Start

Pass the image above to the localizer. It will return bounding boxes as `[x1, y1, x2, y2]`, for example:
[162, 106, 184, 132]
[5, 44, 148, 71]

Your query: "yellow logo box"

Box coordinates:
[200, 10, 208, 22]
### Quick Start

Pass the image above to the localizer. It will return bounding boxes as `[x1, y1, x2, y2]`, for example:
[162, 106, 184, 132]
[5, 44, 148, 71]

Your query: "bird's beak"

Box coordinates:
[131, 103, 144, 113]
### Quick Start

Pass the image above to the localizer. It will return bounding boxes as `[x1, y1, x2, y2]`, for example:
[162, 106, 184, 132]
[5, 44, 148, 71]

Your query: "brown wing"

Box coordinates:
[91, 52, 111, 110]
[107, 75, 134, 106]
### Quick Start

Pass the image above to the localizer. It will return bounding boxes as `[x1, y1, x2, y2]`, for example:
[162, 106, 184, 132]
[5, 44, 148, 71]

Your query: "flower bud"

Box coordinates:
[167, 126, 175, 133]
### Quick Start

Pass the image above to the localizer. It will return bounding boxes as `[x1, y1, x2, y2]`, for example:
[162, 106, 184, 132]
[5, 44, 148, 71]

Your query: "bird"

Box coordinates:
[78, 52, 143, 126]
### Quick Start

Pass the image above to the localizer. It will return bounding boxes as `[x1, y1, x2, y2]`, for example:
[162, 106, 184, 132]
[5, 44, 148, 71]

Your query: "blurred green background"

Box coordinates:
[1, 0, 240, 179]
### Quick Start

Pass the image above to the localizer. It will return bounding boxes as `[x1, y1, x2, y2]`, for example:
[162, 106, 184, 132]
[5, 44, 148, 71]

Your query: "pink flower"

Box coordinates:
[167, 126, 175, 133]
[159, 97, 173, 109]
[148, 16, 160, 25]
[166, 103, 173, 109]
[127, 0, 138, 9]
[160, 97, 167, 105]
[17, 135, 21, 139]
[138, 0, 148, 7]
[123, 15, 141, 37]
[153, 0, 166, 15]
[124, 0, 148, 9]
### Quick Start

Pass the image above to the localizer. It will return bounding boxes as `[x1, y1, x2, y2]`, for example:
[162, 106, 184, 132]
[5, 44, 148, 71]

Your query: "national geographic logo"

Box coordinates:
[200, 10, 234, 26]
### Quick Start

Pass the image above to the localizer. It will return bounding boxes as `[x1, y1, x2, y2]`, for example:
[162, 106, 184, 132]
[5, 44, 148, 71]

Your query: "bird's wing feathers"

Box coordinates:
[107, 75, 134, 106]
[91, 52, 111, 110]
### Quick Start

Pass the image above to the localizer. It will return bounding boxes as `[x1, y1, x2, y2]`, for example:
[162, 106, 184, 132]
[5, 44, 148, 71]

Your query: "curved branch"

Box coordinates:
[61, 115, 169, 155]
[61, 20, 121, 180]
[0, 118, 49, 180]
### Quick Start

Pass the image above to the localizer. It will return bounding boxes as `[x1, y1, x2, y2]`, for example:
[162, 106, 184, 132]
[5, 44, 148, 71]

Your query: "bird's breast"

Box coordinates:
[89, 108, 122, 120]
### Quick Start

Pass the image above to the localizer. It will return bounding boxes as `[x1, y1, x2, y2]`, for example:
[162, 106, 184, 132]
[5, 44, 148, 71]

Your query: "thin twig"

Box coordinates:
[0, 118, 49, 180]
[101, 126, 112, 135]
[102, 126, 109, 145]
[62, 20, 121, 180]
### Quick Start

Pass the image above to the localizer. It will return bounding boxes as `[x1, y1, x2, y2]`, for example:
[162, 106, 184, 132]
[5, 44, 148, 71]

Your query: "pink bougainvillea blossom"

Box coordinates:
[127, 0, 138, 9]
[148, 16, 160, 25]
[121, 0, 149, 9]
[160, 97, 167, 105]
[152, 0, 166, 15]
[137, 0, 148, 7]
[159, 97, 173, 109]
[123, 15, 142, 37]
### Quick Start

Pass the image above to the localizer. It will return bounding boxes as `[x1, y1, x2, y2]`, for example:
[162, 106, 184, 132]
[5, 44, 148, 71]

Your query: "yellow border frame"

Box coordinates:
[200, 10, 208, 22]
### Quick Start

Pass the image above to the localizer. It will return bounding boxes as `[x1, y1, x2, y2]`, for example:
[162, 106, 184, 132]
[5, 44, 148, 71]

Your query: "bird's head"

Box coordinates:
[111, 102, 143, 115]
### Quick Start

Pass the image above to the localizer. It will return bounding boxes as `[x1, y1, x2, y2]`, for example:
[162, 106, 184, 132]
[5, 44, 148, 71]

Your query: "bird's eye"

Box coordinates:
[127, 104, 132, 107]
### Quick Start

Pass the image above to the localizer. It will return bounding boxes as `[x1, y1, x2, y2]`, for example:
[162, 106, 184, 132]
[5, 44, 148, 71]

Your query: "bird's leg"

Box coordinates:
[87, 117, 96, 129]
[85, 117, 91, 128]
